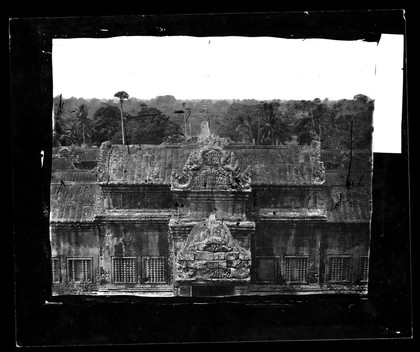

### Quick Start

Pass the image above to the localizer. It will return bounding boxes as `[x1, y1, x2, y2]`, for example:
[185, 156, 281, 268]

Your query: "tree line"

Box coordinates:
[53, 93, 373, 150]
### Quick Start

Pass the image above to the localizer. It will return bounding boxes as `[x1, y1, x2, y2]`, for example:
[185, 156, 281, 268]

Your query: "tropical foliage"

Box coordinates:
[52, 94, 373, 151]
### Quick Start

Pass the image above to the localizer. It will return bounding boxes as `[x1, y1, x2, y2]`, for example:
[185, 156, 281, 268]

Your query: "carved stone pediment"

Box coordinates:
[171, 136, 251, 192]
[176, 214, 251, 281]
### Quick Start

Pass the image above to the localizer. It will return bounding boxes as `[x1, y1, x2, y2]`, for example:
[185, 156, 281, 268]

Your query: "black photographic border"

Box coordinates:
[9, 8, 412, 348]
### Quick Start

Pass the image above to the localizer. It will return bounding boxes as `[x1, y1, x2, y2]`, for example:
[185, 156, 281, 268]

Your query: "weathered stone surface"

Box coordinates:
[213, 252, 226, 260]
[176, 214, 251, 282]
[230, 268, 250, 279]
[206, 260, 227, 269]
[179, 286, 191, 296]
[227, 259, 250, 269]
[194, 251, 214, 261]
[239, 252, 251, 260]
[96, 138, 328, 187]
[178, 252, 194, 261]
[203, 243, 231, 252]
[171, 136, 252, 192]
[50, 183, 99, 223]
[227, 259, 240, 268]
[206, 261, 218, 269]
[209, 268, 232, 279]
[177, 269, 196, 280]
[188, 260, 207, 270]
[235, 237, 250, 249]
[51, 129, 372, 297]
[225, 252, 239, 261]
[226, 260, 236, 268]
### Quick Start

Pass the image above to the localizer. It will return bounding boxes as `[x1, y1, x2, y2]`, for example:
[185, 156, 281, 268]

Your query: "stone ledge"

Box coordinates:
[169, 219, 255, 228]
[98, 285, 173, 292]
[248, 284, 368, 295]
[50, 221, 98, 228]
[95, 212, 172, 223]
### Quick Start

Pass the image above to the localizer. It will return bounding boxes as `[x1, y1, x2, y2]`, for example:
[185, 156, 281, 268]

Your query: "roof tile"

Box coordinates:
[52, 170, 97, 182]
[50, 183, 98, 223]
[325, 186, 371, 223]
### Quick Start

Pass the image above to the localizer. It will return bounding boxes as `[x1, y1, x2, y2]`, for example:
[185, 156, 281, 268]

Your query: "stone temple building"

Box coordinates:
[49, 124, 372, 297]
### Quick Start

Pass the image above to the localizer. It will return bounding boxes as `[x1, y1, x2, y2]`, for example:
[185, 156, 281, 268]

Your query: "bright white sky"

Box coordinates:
[52, 35, 404, 152]
[52, 36, 378, 101]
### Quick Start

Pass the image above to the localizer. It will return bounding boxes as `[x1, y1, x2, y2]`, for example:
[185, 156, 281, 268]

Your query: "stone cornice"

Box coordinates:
[99, 183, 170, 190]
[49, 221, 99, 228]
[94, 211, 173, 223]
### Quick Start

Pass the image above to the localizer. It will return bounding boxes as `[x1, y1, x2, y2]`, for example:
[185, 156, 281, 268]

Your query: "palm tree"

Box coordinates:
[53, 94, 66, 146]
[295, 116, 316, 145]
[114, 91, 129, 145]
[53, 118, 73, 146]
[71, 104, 93, 147]
[235, 115, 255, 144]
[259, 102, 291, 146]
[261, 114, 278, 145]
[295, 100, 327, 146]
[261, 112, 291, 145]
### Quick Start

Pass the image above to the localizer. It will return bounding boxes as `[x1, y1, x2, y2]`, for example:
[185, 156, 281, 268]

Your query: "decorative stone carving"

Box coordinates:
[171, 136, 251, 191]
[52, 146, 81, 169]
[313, 162, 325, 183]
[176, 214, 251, 281]
[307, 141, 325, 184]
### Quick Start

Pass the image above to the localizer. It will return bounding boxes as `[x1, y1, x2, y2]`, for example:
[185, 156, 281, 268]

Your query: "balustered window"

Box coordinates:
[51, 258, 61, 283]
[67, 258, 92, 282]
[360, 256, 369, 282]
[328, 256, 352, 282]
[284, 256, 308, 283]
[141, 256, 167, 283]
[112, 257, 137, 283]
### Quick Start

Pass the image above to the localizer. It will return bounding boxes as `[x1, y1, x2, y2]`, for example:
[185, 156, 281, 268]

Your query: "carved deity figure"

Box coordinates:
[171, 136, 252, 192]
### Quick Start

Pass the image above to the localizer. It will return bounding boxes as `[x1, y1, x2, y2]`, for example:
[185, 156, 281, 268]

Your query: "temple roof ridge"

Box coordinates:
[96, 138, 325, 186]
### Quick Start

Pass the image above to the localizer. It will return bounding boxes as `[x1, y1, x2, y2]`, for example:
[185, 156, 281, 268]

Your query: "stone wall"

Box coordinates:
[50, 141, 371, 296]
[101, 185, 173, 210]
[50, 225, 100, 293]
[251, 221, 370, 290]
[99, 222, 170, 288]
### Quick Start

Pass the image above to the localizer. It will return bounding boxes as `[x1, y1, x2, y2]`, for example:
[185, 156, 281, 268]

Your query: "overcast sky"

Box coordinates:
[52, 36, 378, 101]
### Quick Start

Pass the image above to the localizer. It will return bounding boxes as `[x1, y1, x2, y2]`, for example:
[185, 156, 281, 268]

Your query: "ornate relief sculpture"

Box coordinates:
[176, 214, 251, 281]
[171, 136, 252, 191]
[312, 162, 325, 184]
